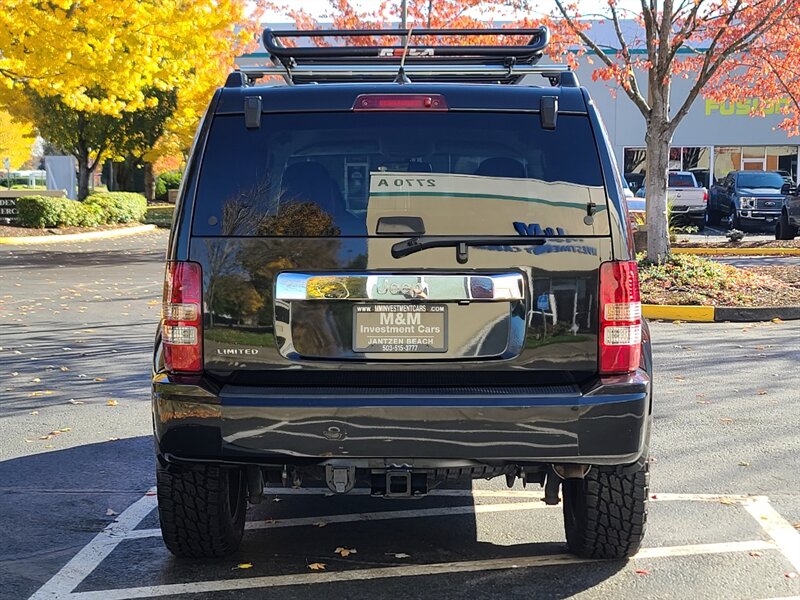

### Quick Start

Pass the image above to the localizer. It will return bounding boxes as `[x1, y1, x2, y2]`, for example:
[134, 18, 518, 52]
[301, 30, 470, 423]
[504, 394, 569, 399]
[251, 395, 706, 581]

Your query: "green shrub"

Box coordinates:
[16, 196, 85, 228]
[155, 171, 182, 201]
[15, 193, 147, 228]
[79, 203, 106, 227]
[86, 192, 147, 224]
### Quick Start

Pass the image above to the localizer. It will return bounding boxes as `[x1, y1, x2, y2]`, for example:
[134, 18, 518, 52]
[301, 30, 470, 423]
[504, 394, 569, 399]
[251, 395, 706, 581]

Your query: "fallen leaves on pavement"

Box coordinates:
[233, 563, 253, 570]
[106, 399, 119, 406]
[307, 562, 326, 571]
[334, 547, 357, 557]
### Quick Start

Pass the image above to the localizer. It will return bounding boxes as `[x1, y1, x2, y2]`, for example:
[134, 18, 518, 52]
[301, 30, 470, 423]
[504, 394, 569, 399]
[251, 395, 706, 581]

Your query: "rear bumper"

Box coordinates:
[152, 372, 651, 467]
[670, 205, 705, 216]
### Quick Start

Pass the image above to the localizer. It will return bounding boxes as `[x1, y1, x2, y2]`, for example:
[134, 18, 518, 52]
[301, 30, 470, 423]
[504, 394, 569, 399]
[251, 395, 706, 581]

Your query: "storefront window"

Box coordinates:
[743, 146, 766, 160]
[682, 147, 711, 187]
[623, 147, 646, 175]
[668, 147, 683, 170]
[714, 147, 741, 182]
[766, 146, 797, 181]
[715, 146, 798, 182]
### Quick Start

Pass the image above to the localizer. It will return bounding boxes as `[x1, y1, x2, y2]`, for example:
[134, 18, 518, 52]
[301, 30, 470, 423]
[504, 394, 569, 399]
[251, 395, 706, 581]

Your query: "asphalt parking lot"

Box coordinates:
[1, 231, 799, 600]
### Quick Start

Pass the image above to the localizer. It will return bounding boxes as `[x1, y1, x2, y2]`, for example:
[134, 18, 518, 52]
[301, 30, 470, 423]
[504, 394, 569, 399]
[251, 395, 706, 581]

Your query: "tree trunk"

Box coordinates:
[144, 162, 155, 203]
[77, 153, 91, 201]
[644, 127, 671, 263]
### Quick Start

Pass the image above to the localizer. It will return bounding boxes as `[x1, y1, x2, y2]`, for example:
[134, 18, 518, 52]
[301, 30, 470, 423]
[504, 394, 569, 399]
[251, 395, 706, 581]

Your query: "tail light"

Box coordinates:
[162, 262, 203, 373]
[599, 261, 641, 374]
[703, 190, 708, 202]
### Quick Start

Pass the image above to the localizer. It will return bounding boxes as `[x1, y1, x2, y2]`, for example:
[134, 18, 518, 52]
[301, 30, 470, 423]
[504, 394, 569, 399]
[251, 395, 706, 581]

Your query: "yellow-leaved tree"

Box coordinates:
[0, 109, 35, 171]
[0, 0, 263, 198]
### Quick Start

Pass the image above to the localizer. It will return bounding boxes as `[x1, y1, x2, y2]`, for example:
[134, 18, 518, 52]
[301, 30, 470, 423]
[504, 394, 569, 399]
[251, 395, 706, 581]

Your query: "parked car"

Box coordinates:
[635, 171, 708, 230]
[688, 168, 711, 190]
[707, 170, 787, 231]
[152, 27, 653, 561]
[776, 182, 800, 240]
[776, 170, 795, 185]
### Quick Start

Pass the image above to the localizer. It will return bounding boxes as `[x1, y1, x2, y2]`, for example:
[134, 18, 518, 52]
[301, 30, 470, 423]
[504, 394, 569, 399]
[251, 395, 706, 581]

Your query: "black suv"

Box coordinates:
[153, 28, 653, 561]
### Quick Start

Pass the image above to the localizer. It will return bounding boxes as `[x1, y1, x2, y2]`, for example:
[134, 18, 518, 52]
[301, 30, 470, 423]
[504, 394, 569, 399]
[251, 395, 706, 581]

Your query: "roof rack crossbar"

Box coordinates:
[239, 64, 569, 78]
[235, 64, 576, 87]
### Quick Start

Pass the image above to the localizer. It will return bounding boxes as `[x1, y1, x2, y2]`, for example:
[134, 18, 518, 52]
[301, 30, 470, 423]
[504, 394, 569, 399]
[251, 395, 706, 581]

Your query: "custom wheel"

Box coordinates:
[562, 460, 649, 559]
[157, 462, 247, 558]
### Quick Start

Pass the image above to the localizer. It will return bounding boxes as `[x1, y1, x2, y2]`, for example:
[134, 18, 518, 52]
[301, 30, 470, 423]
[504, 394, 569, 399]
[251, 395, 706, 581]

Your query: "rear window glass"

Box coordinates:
[668, 173, 696, 188]
[192, 111, 608, 237]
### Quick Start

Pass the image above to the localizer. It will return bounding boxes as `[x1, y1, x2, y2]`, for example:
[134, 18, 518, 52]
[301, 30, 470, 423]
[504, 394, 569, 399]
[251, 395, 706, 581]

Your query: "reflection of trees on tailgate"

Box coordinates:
[206, 190, 344, 332]
[209, 275, 264, 325]
[206, 181, 341, 326]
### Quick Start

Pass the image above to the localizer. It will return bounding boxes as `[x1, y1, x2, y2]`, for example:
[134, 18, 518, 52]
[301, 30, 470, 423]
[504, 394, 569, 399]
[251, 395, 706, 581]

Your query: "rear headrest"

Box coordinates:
[475, 157, 526, 179]
[407, 161, 432, 173]
[282, 161, 334, 192]
[280, 161, 341, 212]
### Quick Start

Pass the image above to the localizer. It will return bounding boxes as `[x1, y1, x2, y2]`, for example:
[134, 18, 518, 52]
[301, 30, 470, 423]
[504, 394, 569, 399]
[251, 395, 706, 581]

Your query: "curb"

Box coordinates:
[673, 247, 800, 256]
[643, 304, 800, 322]
[0, 224, 157, 245]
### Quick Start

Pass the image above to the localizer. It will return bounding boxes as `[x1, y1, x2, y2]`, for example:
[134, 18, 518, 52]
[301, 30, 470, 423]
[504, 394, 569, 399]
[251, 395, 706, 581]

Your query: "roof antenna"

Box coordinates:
[394, 27, 413, 84]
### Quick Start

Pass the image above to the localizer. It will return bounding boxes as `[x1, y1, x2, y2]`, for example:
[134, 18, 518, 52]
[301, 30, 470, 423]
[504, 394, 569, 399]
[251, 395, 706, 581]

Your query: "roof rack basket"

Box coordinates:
[231, 28, 577, 87]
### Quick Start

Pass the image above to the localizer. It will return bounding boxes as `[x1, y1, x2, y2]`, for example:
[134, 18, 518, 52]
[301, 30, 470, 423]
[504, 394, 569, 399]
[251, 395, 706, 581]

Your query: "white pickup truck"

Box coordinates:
[635, 171, 709, 230]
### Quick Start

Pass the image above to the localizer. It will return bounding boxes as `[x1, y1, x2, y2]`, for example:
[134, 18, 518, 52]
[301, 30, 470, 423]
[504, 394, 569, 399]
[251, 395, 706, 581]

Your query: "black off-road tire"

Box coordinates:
[776, 212, 797, 240]
[562, 459, 649, 559]
[705, 208, 721, 226]
[157, 462, 247, 558]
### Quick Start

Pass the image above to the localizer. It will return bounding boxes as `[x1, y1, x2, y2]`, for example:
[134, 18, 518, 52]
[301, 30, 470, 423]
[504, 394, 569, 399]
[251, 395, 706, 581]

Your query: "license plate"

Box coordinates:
[353, 304, 447, 353]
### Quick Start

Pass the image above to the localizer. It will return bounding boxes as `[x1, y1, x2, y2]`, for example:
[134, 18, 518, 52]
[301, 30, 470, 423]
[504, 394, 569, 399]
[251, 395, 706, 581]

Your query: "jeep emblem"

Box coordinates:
[374, 279, 427, 297]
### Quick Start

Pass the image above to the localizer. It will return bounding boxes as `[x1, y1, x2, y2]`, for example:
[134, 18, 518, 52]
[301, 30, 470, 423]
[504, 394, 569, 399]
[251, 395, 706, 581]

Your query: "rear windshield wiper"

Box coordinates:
[391, 236, 546, 264]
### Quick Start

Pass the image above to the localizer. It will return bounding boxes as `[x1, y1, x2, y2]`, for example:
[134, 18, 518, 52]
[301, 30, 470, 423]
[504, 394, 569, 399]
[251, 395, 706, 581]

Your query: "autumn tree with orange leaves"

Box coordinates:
[272, 0, 799, 262]
[548, 0, 799, 261]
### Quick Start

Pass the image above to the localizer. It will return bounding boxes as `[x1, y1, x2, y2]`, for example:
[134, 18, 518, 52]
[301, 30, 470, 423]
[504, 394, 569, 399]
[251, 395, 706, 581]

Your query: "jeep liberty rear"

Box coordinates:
[153, 28, 652, 560]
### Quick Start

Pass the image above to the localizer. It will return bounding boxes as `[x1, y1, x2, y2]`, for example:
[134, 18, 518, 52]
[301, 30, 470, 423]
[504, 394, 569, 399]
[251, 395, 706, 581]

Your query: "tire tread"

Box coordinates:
[564, 462, 649, 559]
[157, 464, 246, 558]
